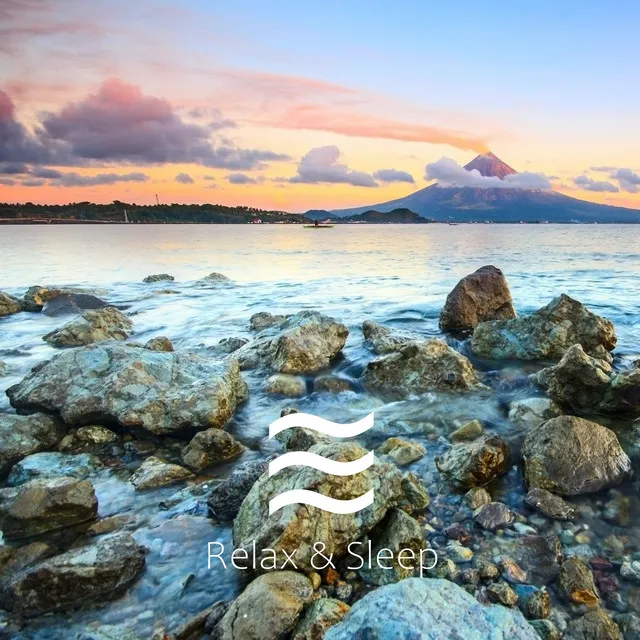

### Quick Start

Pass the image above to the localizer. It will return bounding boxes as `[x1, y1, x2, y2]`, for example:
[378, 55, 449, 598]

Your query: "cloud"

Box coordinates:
[289, 146, 378, 187]
[175, 172, 194, 184]
[32, 166, 62, 179]
[0, 177, 16, 186]
[372, 168, 415, 184]
[573, 174, 619, 193]
[203, 175, 216, 181]
[187, 107, 237, 131]
[590, 165, 617, 172]
[425, 157, 551, 190]
[227, 172, 261, 184]
[53, 171, 149, 187]
[0, 161, 29, 174]
[610, 168, 640, 194]
[22, 178, 45, 187]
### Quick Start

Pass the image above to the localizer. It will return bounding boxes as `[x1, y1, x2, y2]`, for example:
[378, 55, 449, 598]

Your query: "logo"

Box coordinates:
[268, 412, 375, 515]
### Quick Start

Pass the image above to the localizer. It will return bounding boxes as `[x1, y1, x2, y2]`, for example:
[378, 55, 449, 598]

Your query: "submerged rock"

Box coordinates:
[42, 293, 107, 317]
[22, 286, 108, 312]
[0, 533, 145, 616]
[213, 336, 249, 355]
[7, 452, 101, 486]
[266, 373, 307, 397]
[361, 338, 485, 399]
[200, 272, 232, 284]
[129, 456, 193, 490]
[471, 294, 616, 361]
[0, 291, 23, 317]
[524, 488, 576, 521]
[313, 374, 353, 393]
[377, 437, 425, 466]
[439, 265, 516, 332]
[473, 501, 515, 531]
[324, 578, 538, 639]
[292, 598, 350, 640]
[7, 343, 248, 436]
[181, 428, 245, 472]
[564, 608, 622, 640]
[508, 397, 562, 430]
[559, 557, 600, 607]
[361, 320, 422, 354]
[143, 273, 174, 283]
[487, 581, 519, 607]
[43, 306, 133, 347]
[450, 419, 484, 442]
[522, 416, 631, 496]
[144, 336, 174, 352]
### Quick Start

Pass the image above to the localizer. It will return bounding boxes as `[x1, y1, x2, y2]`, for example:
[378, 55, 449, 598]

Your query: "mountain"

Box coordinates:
[327, 153, 640, 223]
[342, 208, 432, 223]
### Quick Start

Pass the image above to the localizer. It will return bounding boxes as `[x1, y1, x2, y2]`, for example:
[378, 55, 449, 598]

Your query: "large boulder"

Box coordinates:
[471, 294, 616, 361]
[292, 598, 350, 640]
[41, 293, 107, 317]
[234, 310, 348, 373]
[0, 533, 145, 615]
[324, 578, 538, 639]
[439, 265, 516, 332]
[361, 339, 485, 399]
[0, 476, 98, 540]
[22, 286, 107, 312]
[361, 321, 422, 354]
[0, 413, 65, 478]
[233, 442, 404, 572]
[181, 428, 246, 472]
[7, 343, 248, 436]
[43, 306, 133, 347]
[0, 291, 22, 317]
[522, 416, 631, 496]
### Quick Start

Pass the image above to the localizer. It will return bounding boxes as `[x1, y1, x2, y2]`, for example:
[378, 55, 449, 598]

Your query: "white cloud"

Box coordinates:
[290, 146, 378, 187]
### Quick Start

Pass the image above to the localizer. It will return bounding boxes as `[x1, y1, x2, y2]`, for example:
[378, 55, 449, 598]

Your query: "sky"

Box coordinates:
[1, 0, 639, 212]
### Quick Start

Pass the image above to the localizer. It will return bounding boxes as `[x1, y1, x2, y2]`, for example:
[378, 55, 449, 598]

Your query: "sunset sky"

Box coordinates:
[1, 0, 639, 211]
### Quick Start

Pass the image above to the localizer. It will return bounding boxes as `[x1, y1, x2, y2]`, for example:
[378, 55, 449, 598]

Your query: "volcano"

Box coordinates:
[326, 152, 640, 223]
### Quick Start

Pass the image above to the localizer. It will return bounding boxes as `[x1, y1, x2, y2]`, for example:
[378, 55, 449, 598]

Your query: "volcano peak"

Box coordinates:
[464, 152, 517, 178]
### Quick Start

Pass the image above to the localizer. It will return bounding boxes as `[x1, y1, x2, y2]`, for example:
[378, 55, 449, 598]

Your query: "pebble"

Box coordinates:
[446, 542, 474, 563]
[486, 582, 519, 607]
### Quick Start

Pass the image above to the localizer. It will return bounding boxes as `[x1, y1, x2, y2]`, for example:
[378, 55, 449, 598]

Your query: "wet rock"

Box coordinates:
[201, 272, 232, 284]
[129, 456, 193, 490]
[400, 472, 430, 511]
[0, 533, 145, 616]
[564, 608, 622, 640]
[506, 534, 564, 586]
[266, 373, 307, 397]
[450, 419, 484, 442]
[0, 413, 65, 478]
[0, 291, 23, 317]
[275, 426, 332, 452]
[144, 336, 174, 352]
[439, 265, 516, 332]
[0, 477, 97, 540]
[530, 619, 561, 640]
[600, 367, 640, 416]
[559, 557, 600, 607]
[43, 306, 134, 347]
[361, 320, 422, 354]
[525, 488, 577, 521]
[446, 542, 474, 563]
[471, 294, 616, 361]
[143, 273, 174, 283]
[522, 416, 631, 496]
[473, 501, 515, 531]
[524, 589, 552, 620]
[57, 425, 119, 454]
[42, 293, 107, 317]
[620, 560, 640, 584]
[362, 339, 486, 399]
[313, 374, 353, 393]
[377, 437, 425, 466]
[476, 558, 500, 580]
[22, 286, 108, 312]
[7, 452, 102, 486]
[181, 429, 246, 472]
[324, 578, 538, 639]
[0, 541, 52, 576]
[207, 458, 269, 521]
[502, 558, 528, 584]
[233, 442, 404, 572]
[487, 581, 519, 607]
[7, 343, 248, 436]
[213, 337, 248, 354]
[236, 310, 348, 374]
[436, 434, 509, 488]
[508, 397, 562, 430]
[292, 598, 350, 640]
[249, 311, 289, 331]
[465, 486, 492, 509]
[172, 601, 229, 640]
[212, 571, 313, 640]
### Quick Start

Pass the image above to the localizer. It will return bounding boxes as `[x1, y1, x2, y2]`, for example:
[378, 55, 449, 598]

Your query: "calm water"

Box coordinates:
[1, 224, 640, 638]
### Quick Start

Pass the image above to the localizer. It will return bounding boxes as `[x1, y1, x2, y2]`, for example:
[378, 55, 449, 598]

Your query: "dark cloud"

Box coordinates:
[54, 171, 149, 187]
[175, 172, 194, 184]
[227, 173, 260, 184]
[610, 168, 640, 194]
[0, 161, 29, 174]
[573, 174, 619, 193]
[32, 166, 62, 179]
[0, 177, 17, 186]
[22, 178, 45, 187]
[289, 146, 378, 187]
[372, 168, 415, 184]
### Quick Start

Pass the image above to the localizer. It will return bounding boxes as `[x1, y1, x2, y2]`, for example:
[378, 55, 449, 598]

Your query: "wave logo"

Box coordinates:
[268, 412, 375, 515]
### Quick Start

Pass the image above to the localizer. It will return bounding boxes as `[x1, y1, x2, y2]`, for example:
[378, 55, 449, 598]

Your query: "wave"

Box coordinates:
[269, 450, 374, 477]
[269, 411, 374, 439]
[268, 488, 374, 515]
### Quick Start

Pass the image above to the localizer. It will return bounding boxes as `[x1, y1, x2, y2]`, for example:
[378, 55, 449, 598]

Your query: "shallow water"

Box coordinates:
[1, 224, 640, 638]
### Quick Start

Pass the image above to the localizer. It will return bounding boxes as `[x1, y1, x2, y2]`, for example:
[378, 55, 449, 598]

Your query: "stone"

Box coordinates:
[525, 488, 577, 520]
[181, 429, 246, 472]
[436, 434, 509, 488]
[212, 572, 313, 640]
[439, 265, 516, 332]
[530, 620, 561, 640]
[233, 442, 404, 572]
[7, 343, 248, 436]
[0, 413, 65, 478]
[143, 273, 174, 283]
[361, 320, 422, 354]
[201, 272, 232, 284]
[559, 557, 600, 607]
[266, 373, 307, 397]
[487, 581, 519, 607]
[213, 337, 248, 354]
[324, 578, 538, 639]
[601, 367, 640, 416]
[144, 336, 174, 352]
[41, 293, 107, 317]
[22, 286, 108, 312]
[43, 306, 134, 347]
[362, 339, 486, 399]
[508, 397, 562, 430]
[524, 589, 552, 620]
[400, 472, 430, 511]
[450, 419, 484, 442]
[465, 486, 492, 509]
[522, 416, 631, 496]
[57, 425, 119, 454]
[508, 534, 564, 586]
[7, 452, 101, 486]
[602, 494, 631, 527]
[291, 598, 350, 640]
[0, 290, 22, 317]
[249, 311, 289, 331]
[0, 477, 97, 540]
[620, 560, 640, 584]
[563, 608, 622, 640]
[0, 533, 145, 616]
[377, 437, 425, 466]
[129, 456, 193, 490]
[313, 375, 353, 393]
[473, 502, 515, 531]
[275, 427, 332, 452]
[502, 558, 528, 584]
[471, 294, 616, 361]
[476, 559, 500, 580]
[446, 542, 474, 563]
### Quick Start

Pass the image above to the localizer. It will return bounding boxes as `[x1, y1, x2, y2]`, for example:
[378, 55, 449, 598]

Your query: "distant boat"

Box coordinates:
[303, 224, 334, 229]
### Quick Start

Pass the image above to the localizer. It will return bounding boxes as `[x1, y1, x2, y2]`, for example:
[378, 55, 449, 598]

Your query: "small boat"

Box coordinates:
[303, 224, 334, 228]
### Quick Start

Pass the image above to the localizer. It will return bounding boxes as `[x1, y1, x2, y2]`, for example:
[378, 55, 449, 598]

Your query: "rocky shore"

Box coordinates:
[1, 267, 639, 639]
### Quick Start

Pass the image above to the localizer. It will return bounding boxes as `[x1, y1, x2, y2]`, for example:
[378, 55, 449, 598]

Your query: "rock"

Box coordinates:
[446, 542, 474, 564]
[201, 272, 231, 284]
[0, 413, 65, 478]
[439, 265, 516, 332]
[377, 437, 425, 466]
[41, 293, 107, 317]
[144, 336, 174, 352]
[508, 397, 562, 430]
[436, 434, 509, 488]
[476, 559, 500, 580]
[235, 310, 348, 374]
[7, 452, 101, 486]
[471, 294, 616, 361]
[530, 620, 561, 640]
[400, 473, 430, 511]
[510, 534, 564, 586]
[313, 375, 353, 393]
[207, 459, 269, 521]
[600, 367, 640, 416]
[522, 416, 631, 496]
[524, 589, 552, 620]
[465, 486, 492, 509]
[7, 343, 248, 436]
[451, 419, 484, 442]
[57, 425, 119, 454]
[361, 321, 422, 354]
[502, 558, 528, 584]
[212, 572, 313, 640]
[361, 339, 486, 399]
[181, 429, 245, 472]
[564, 608, 622, 640]
[233, 442, 404, 572]
[0, 291, 22, 317]
[487, 581, 519, 607]
[291, 598, 350, 640]
[43, 306, 133, 347]
[620, 560, 640, 584]
[129, 456, 193, 490]
[0, 477, 97, 540]
[22, 286, 108, 312]
[214, 337, 248, 354]
[559, 557, 600, 607]
[275, 427, 332, 452]
[473, 501, 515, 531]
[324, 578, 538, 639]
[143, 273, 174, 283]
[0, 533, 145, 616]
[249, 311, 289, 331]
[525, 488, 576, 521]
[266, 373, 307, 397]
